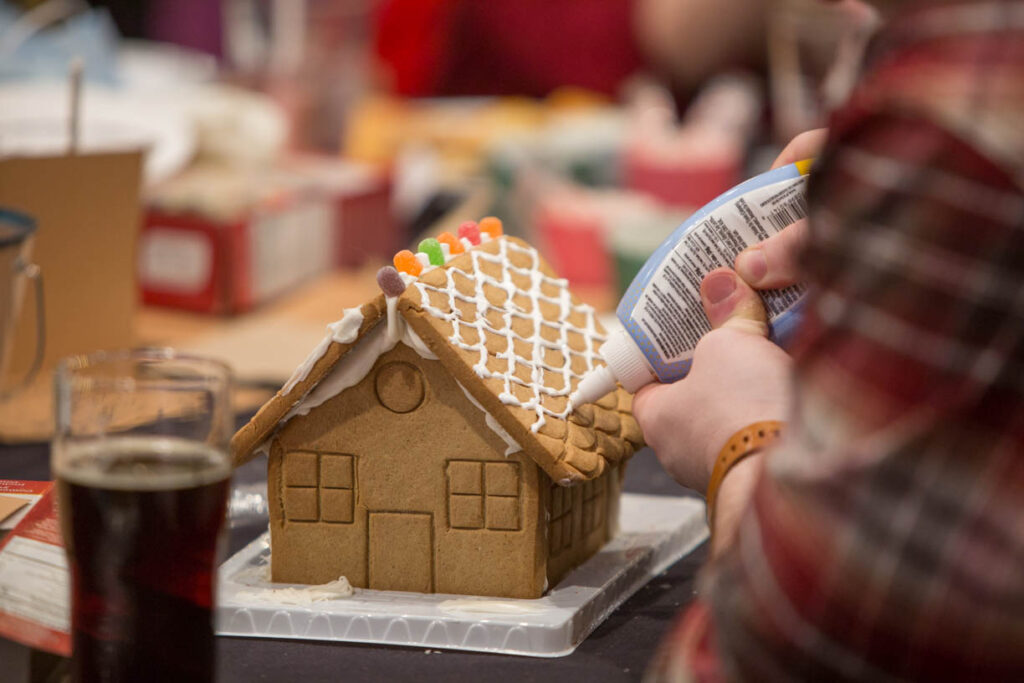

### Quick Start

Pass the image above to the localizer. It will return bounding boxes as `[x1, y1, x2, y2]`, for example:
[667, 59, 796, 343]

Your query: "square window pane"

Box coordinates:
[284, 487, 318, 521]
[321, 489, 353, 523]
[549, 518, 562, 554]
[283, 452, 318, 487]
[485, 462, 519, 496]
[321, 454, 353, 489]
[448, 461, 482, 495]
[486, 496, 519, 531]
[449, 494, 483, 529]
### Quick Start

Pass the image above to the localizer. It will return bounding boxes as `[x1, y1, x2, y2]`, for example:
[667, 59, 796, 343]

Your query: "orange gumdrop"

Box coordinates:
[393, 249, 422, 276]
[437, 231, 464, 255]
[479, 216, 503, 237]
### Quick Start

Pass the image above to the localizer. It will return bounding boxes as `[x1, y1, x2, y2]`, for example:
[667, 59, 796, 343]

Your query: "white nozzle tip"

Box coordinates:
[571, 366, 617, 408]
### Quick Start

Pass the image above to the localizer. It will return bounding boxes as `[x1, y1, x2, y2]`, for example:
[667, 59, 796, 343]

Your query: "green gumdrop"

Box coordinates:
[418, 238, 444, 266]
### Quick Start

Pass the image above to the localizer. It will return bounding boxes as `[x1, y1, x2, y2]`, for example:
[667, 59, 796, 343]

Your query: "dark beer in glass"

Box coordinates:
[54, 351, 233, 683]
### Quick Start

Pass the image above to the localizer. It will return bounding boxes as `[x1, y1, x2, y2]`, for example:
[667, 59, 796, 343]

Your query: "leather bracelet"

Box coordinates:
[705, 420, 784, 530]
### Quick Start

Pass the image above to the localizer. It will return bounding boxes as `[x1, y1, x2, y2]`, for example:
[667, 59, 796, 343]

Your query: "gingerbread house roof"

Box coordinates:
[231, 235, 643, 485]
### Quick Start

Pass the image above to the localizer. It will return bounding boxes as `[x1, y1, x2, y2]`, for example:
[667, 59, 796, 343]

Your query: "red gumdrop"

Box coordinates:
[458, 221, 481, 245]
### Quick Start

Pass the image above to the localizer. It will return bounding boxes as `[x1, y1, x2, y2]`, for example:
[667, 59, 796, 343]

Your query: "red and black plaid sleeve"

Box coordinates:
[652, 1, 1024, 680]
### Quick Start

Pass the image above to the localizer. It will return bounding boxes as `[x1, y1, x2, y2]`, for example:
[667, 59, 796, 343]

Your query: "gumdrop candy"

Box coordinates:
[458, 221, 481, 245]
[479, 216, 503, 237]
[376, 266, 406, 297]
[418, 238, 444, 265]
[437, 231, 464, 255]
[393, 249, 422, 276]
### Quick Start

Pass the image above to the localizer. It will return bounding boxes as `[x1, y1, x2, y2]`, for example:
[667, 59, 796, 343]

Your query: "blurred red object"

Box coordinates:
[623, 150, 742, 208]
[374, 0, 642, 97]
[535, 201, 612, 290]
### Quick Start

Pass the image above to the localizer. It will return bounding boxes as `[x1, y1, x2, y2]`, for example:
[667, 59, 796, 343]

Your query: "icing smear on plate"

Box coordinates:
[236, 575, 354, 606]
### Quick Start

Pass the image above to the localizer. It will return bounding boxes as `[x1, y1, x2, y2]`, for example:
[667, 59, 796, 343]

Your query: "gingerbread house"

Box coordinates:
[231, 232, 643, 599]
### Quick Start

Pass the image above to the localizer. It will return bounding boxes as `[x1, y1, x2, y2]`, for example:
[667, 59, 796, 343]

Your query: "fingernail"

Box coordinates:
[703, 271, 736, 304]
[735, 248, 767, 284]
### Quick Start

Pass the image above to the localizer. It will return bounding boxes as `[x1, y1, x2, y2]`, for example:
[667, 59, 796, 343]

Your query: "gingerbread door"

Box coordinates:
[368, 512, 433, 592]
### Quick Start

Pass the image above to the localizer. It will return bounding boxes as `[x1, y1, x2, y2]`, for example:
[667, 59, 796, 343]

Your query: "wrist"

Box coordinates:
[705, 421, 784, 530]
[710, 456, 761, 556]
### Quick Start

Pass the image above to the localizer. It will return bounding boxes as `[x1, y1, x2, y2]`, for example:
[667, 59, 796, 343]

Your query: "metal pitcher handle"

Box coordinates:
[0, 259, 45, 399]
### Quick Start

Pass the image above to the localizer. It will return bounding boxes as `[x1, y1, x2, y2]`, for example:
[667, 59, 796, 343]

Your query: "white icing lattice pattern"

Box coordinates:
[413, 238, 606, 433]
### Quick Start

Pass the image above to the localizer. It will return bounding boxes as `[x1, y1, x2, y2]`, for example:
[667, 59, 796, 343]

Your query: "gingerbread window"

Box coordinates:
[282, 451, 355, 524]
[446, 460, 520, 531]
[548, 482, 574, 555]
[581, 476, 607, 536]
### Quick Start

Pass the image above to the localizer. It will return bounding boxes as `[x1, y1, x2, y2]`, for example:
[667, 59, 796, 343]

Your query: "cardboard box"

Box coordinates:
[0, 151, 143, 379]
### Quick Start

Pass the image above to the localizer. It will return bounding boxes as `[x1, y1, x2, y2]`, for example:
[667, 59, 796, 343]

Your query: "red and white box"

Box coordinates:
[138, 158, 395, 314]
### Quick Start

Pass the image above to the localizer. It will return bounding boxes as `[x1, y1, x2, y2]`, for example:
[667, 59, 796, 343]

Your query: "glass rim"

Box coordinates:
[55, 347, 234, 390]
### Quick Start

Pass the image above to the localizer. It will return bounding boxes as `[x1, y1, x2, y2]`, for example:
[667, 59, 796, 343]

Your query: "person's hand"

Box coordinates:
[632, 269, 792, 493]
[734, 128, 827, 289]
[769, 127, 827, 170]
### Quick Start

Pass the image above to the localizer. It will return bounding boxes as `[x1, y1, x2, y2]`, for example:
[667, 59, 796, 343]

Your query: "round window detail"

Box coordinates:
[374, 361, 426, 413]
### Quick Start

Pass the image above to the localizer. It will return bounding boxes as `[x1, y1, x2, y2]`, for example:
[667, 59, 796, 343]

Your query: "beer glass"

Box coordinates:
[53, 349, 233, 683]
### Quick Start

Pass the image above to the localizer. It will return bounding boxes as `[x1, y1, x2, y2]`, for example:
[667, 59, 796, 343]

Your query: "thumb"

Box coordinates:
[734, 217, 809, 289]
[701, 268, 769, 336]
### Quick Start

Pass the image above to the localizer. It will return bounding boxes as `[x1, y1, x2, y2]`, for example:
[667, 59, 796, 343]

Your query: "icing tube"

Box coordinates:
[571, 160, 813, 406]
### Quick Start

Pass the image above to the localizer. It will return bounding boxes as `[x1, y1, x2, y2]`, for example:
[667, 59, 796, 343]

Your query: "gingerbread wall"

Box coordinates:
[266, 343, 549, 598]
[543, 464, 623, 589]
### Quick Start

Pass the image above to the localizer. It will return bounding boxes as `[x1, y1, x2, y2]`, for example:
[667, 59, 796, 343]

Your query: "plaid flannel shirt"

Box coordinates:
[650, 1, 1024, 680]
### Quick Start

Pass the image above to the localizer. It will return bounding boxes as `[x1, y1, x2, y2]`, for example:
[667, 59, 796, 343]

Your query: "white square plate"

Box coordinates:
[216, 493, 707, 657]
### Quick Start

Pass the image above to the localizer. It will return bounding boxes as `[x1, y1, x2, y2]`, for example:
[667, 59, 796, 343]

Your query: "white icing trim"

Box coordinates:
[456, 381, 522, 456]
[412, 238, 605, 434]
[283, 316, 437, 421]
[252, 441, 271, 461]
[281, 307, 365, 394]
[385, 296, 400, 343]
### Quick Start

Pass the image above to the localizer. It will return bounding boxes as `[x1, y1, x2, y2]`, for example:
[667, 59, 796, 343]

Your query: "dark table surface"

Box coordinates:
[0, 431, 706, 683]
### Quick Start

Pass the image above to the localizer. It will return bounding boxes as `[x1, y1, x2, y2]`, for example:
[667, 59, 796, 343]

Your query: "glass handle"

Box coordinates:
[1, 260, 44, 399]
